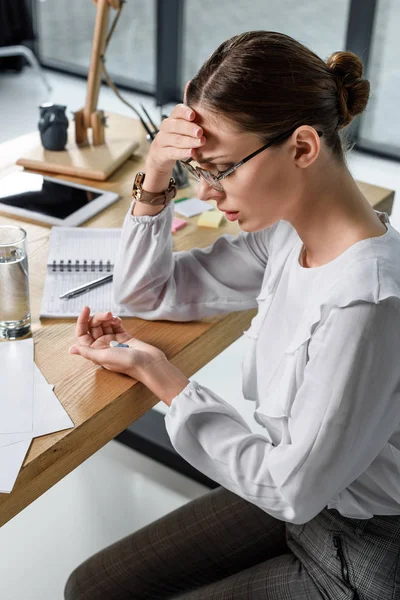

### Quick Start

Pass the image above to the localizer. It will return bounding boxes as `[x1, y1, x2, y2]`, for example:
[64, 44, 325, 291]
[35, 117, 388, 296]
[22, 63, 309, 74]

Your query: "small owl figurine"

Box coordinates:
[38, 103, 69, 151]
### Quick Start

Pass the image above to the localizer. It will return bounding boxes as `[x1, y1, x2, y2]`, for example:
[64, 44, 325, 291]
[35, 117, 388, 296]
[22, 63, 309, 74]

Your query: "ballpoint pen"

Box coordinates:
[59, 274, 113, 300]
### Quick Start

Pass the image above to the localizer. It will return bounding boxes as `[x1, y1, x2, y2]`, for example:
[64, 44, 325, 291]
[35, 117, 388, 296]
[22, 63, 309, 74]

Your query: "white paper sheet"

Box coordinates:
[0, 338, 34, 434]
[32, 365, 73, 437]
[174, 198, 214, 218]
[0, 439, 32, 494]
[0, 364, 74, 493]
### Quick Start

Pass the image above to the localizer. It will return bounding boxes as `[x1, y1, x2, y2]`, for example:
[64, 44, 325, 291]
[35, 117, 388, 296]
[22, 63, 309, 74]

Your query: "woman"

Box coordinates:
[65, 31, 400, 599]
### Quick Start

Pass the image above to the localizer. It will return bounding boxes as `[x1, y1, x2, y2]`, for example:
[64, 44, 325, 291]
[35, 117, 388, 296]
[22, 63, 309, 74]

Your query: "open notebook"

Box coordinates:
[40, 227, 133, 318]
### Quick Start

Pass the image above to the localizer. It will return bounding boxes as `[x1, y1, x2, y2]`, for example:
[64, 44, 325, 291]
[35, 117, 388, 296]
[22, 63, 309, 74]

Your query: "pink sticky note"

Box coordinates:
[171, 217, 187, 233]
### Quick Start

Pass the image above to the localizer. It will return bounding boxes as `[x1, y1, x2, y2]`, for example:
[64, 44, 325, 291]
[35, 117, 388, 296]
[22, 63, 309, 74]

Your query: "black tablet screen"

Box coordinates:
[0, 172, 102, 219]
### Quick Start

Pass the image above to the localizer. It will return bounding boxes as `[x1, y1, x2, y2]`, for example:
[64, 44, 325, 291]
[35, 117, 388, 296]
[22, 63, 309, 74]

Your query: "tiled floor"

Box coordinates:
[0, 66, 399, 600]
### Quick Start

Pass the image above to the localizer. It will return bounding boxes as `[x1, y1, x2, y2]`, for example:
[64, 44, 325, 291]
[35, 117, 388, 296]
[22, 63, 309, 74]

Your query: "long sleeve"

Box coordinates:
[165, 298, 400, 524]
[113, 201, 277, 321]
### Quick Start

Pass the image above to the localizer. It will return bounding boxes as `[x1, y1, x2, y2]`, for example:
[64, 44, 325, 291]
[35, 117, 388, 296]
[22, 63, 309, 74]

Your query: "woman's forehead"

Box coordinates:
[192, 104, 253, 159]
[192, 104, 238, 137]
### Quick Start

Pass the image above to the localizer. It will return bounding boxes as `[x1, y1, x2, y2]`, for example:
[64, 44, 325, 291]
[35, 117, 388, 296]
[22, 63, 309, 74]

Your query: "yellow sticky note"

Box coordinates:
[197, 210, 224, 228]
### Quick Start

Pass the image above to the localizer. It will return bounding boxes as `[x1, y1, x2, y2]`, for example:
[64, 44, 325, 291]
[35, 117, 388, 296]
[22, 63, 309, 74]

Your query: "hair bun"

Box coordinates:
[326, 51, 370, 128]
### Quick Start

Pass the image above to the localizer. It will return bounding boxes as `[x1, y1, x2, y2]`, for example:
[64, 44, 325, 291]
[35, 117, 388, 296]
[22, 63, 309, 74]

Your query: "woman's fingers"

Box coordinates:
[159, 131, 205, 150]
[88, 311, 117, 336]
[170, 103, 195, 121]
[145, 102, 203, 172]
[76, 306, 94, 346]
[89, 312, 127, 336]
[96, 316, 126, 337]
[160, 117, 202, 139]
[88, 311, 120, 340]
[147, 143, 196, 164]
[100, 322, 114, 336]
[69, 343, 107, 367]
[76, 309, 123, 343]
[158, 111, 204, 152]
[87, 311, 111, 340]
[111, 319, 128, 335]
[158, 146, 197, 162]
[87, 311, 114, 327]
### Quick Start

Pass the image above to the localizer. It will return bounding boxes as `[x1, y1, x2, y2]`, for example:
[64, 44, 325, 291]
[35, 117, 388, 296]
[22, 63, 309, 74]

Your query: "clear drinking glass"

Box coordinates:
[0, 226, 31, 339]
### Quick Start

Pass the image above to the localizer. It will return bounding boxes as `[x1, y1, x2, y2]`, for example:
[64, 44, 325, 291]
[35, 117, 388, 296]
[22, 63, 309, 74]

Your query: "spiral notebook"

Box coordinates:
[40, 227, 133, 318]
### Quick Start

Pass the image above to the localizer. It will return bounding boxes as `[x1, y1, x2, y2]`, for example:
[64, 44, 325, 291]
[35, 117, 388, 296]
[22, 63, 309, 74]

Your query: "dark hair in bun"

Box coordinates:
[187, 31, 371, 162]
[326, 51, 370, 128]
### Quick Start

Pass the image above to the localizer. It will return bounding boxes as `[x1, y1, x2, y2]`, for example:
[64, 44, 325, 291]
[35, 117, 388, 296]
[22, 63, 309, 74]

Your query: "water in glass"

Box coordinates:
[0, 226, 31, 339]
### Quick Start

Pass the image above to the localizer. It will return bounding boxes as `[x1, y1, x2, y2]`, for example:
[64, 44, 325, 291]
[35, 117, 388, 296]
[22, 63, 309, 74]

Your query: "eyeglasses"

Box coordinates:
[179, 127, 323, 192]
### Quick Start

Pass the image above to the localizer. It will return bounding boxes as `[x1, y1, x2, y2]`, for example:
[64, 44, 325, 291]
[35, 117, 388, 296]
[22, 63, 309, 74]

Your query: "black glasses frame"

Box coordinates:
[180, 126, 323, 191]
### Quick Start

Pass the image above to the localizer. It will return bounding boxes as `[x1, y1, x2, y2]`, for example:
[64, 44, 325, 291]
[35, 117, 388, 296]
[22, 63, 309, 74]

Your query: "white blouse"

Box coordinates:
[113, 201, 400, 524]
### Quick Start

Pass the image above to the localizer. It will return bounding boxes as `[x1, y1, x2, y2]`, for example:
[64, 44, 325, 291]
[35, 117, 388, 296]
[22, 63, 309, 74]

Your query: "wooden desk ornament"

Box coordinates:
[17, 0, 139, 181]
[74, 0, 122, 147]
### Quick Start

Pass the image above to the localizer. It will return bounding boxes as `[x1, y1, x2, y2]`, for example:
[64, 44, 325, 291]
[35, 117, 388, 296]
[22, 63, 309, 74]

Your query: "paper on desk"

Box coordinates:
[0, 438, 32, 494]
[0, 364, 74, 447]
[171, 217, 187, 233]
[0, 338, 34, 434]
[197, 210, 225, 228]
[174, 197, 214, 218]
[0, 363, 74, 493]
[32, 364, 74, 437]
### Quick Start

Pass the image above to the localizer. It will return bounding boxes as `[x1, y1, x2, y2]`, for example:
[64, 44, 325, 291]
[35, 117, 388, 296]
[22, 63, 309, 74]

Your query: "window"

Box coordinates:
[33, 0, 400, 163]
[181, 0, 351, 87]
[358, 0, 400, 159]
[36, 0, 155, 93]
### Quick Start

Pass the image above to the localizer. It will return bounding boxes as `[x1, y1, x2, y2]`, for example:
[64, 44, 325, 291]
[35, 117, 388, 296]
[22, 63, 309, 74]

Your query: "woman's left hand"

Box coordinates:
[69, 306, 166, 381]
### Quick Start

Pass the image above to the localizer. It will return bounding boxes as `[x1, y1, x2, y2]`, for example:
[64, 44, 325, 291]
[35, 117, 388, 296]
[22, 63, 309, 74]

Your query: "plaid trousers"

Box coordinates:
[64, 487, 400, 599]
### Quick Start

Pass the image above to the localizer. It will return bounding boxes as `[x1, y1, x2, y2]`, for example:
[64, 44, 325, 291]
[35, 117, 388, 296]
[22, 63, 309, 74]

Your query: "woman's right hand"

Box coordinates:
[69, 307, 167, 381]
[145, 103, 206, 177]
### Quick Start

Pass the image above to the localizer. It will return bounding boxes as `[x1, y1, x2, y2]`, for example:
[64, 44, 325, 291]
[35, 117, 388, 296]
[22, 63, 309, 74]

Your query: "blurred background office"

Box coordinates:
[1, 1, 400, 599]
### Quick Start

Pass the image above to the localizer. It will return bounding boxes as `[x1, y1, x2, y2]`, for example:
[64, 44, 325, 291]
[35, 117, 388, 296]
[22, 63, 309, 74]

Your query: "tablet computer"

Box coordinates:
[0, 171, 120, 226]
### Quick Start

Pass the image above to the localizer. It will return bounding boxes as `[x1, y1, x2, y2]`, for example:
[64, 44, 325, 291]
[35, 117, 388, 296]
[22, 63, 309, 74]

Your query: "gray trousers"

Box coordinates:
[64, 487, 400, 599]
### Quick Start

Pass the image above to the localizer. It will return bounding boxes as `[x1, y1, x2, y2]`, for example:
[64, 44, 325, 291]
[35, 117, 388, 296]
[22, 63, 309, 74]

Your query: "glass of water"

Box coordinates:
[0, 226, 31, 339]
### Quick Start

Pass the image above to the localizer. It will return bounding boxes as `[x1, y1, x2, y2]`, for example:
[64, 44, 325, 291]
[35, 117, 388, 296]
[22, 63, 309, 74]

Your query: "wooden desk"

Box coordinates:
[0, 114, 395, 527]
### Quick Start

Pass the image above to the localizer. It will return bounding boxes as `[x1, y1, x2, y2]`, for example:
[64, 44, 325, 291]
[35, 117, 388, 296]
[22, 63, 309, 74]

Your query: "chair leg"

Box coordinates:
[0, 45, 52, 93]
